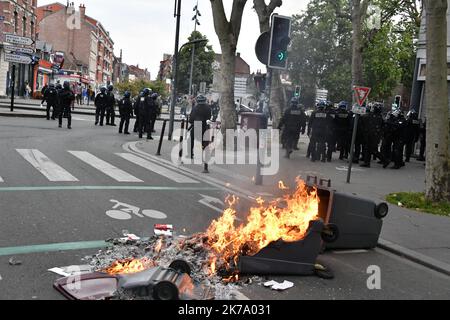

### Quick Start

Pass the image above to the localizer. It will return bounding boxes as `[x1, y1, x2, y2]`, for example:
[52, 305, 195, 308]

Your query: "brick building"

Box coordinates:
[0, 0, 38, 97]
[128, 64, 151, 82]
[37, 2, 114, 87]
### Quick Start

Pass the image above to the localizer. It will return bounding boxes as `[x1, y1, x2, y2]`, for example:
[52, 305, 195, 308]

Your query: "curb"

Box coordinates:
[0, 112, 46, 119]
[377, 238, 450, 276]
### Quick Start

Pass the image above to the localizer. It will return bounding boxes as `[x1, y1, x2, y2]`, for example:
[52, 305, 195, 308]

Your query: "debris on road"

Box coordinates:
[8, 257, 22, 266]
[263, 280, 294, 291]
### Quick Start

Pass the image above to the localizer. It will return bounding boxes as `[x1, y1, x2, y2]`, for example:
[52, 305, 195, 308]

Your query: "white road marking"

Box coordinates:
[116, 153, 199, 184]
[69, 151, 143, 183]
[16, 149, 79, 182]
[332, 249, 369, 254]
[0, 176, 3, 183]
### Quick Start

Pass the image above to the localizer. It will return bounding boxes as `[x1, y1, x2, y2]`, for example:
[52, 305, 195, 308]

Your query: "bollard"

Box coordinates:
[156, 120, 167, 156]
[178, 119, 186, 159]
[203, 163, 209, 174]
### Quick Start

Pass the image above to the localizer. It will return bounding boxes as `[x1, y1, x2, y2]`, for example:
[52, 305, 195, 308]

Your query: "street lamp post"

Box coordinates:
[188, 1, 201, 96]
[168, 38, 208, 141]
[168, 0, 182, 141]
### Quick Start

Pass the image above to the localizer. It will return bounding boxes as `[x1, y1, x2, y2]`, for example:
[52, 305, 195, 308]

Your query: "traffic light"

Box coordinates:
[294, 85, 301, 98]
[268, 15, 292, 70]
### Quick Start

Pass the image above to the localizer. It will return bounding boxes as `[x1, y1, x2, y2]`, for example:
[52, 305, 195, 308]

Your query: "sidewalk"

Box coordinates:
[135, 126, 450, 275]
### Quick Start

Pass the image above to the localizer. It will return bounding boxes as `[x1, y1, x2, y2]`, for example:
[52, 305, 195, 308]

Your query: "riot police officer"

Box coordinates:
[118, 91, 133, 135]
[58, 81, 75, 129]
[189, 95, 212, 159]
[150, 93, 160, 134]
[417, 119, 426, 162]
[95, 87, 108, 126]
[404, 110, 421, 162]
[136, 88, 156, 139]
[105, 85, 116, 126]
[360, 103, 384, 167]
[308, 101, 330, 162]
[334, 101, 351, 160]
[279, 98, 307, 158]
[43, 83, 58, 120]
[325, 101, 337, 162]
[133, 91, 143, 133]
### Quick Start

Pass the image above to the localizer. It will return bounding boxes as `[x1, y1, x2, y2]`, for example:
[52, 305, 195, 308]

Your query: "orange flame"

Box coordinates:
[206, 179, 319, 269]
[279, 181, 289, 190]
[103, 257, 155, 275]
[154, 239, 163, 254]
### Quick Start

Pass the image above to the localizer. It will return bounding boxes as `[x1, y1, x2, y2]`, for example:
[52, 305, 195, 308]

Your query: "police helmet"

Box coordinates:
[196, 95, 207, 104]
[290, 97, 299, 108]
[407, 110, 418, 120]
[56, 83, 62, 90]
[317, 100, 327, 110]
[49, 83, 55, 89]
[151, 93, 159, 99]
[124, 91, 131, 99]
[63, 81, 70, 90]
[107, 85, 114, 92]
[338, 101, 348, 110]
[100, 87, 107, 94]
[143, 88, 152, 96]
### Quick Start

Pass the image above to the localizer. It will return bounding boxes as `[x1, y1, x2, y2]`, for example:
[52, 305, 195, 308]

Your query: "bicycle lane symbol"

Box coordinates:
[106, 199, 168, 221]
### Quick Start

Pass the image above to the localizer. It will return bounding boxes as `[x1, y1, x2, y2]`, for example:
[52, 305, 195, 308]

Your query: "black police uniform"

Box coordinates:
[94, 92, 108, 126]
[118, 97, 133, 134]
[279, 106, 307, 158]
[189, 101, 212, 158]
[361, 110, 384, 167]
[308, 109, 330, 162]
[326, 106, 337, 162]
[137, 94, 157, 139]
[58, 88, 75, 129]
[418, 120, 426, 161]
[105, 91, 116, 126]
[404, 114, 421, 162]
[334, 109, 351, 160]
[43, 86, 58, 120]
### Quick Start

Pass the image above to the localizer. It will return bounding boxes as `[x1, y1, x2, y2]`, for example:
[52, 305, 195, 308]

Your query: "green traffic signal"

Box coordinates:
[277, 51, 286, 62]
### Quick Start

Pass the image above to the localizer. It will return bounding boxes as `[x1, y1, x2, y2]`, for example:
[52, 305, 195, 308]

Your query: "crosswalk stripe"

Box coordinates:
[16, 149, 79, 182]
[116, 153, 199, 184]
[68, 151, 143, 183]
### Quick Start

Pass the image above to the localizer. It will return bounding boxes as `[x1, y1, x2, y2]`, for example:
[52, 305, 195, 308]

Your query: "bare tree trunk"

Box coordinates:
[351, 0, 370, 87]
[210, 0, 248, 131]
[424, 0, 450, 201]
[253, 0, 284, 128]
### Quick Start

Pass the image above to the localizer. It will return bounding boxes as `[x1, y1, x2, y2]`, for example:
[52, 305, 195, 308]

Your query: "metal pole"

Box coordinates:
[346, 113, 359, 183]
[156, 120, 167, 156]
[188, 45, 196, 96]
[168, 0, 182, 141]
[10, 65, 16, 112]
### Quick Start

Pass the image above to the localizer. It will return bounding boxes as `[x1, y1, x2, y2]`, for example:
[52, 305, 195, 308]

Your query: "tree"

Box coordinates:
[116, 80, 168, 99]
[177, 31, 215, 95]
[210, 0, 248, 131]
[253, 0, 284, 128]
[424, 0, 450, 201]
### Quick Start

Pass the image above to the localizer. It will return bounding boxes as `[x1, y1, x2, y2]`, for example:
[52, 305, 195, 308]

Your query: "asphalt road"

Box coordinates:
[0, 116, 449, 300]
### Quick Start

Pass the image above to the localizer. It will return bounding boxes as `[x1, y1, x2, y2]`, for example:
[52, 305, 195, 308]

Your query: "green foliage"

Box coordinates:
[116, 80, 168, 99]
[386, 192, 450, 217]
[289, 0, 420, 104]
[177, 31, 215, 95]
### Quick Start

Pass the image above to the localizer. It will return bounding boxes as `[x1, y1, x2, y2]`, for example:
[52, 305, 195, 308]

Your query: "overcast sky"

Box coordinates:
[38, 0, 308, 79]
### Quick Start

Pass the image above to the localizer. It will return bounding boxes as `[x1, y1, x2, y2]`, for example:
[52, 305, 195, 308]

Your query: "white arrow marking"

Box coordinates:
[198, 194, 224, 213]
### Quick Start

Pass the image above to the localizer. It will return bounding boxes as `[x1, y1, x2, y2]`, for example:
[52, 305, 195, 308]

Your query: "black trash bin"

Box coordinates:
[307, 177, 389, 250]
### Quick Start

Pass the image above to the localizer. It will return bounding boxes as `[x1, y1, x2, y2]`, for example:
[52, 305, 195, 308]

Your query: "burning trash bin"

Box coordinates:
[306, 176, 388, 250]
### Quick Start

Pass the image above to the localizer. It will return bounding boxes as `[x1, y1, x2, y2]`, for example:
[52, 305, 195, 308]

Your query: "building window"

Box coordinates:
[22, 17, 27, 37]
[14, 12, 18, 34]
[30, 21, 35, 39]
